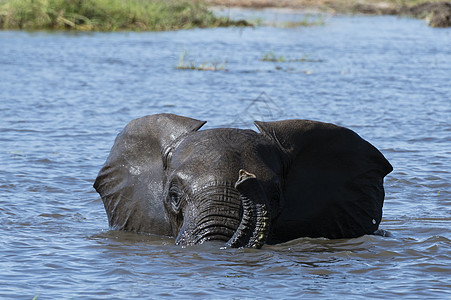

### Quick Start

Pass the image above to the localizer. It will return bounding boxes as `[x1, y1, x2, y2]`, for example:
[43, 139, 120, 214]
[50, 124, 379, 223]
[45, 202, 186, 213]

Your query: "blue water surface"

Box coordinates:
[1, 12, 450, 299]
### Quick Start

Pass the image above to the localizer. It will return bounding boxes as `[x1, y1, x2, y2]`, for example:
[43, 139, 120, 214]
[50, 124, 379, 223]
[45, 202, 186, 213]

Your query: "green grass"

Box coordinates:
[261, 51, 287, 62]
[177, 50, 228, 71]
[260, 51, 323, 63]
[0, 0, 242, 31]
[278, 15, 325, 28]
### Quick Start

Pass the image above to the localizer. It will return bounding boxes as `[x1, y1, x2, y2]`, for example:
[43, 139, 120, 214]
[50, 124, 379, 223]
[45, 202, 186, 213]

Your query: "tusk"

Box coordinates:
[226, 169, 270, 249]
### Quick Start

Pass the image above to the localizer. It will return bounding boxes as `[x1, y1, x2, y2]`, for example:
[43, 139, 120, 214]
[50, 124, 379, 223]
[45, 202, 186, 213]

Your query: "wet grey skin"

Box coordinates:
[94, 113, 393, 248]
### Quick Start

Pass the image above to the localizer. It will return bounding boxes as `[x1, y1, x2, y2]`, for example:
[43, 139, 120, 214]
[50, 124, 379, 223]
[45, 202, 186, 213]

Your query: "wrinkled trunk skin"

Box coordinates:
[174, 171, 271, 249]
[174, 183, 243, 246]
[226, 170, 271, 249]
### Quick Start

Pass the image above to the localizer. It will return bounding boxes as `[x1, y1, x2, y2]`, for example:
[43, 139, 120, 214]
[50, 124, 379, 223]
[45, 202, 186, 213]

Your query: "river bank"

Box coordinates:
[0, 0, 449, 31]
[0, 0, 246, 31]
[206, 0, 451, 27]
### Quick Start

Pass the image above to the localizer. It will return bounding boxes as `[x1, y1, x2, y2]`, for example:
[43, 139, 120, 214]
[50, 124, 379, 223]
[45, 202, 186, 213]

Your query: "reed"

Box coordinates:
[260, 51, 323, 63]
[0, 0, 239, 31]
[177, 50, 228, 71]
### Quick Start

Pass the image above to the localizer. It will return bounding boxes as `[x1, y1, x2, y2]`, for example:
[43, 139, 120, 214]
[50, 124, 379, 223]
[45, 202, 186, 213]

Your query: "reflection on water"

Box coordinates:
[0, 12, 450, 299]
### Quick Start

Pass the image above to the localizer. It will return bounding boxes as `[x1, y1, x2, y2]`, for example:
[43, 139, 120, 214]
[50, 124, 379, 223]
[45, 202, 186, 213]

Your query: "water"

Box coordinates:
[1, 12, 450, 299]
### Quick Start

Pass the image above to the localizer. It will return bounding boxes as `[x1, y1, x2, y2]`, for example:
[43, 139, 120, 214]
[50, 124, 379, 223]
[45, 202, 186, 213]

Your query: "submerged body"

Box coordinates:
[94, 113, 392, 248]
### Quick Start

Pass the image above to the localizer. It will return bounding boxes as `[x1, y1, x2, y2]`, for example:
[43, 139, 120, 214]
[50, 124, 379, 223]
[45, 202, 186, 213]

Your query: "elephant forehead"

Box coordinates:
[194, 128, 258, 147]
[174, 129, 260, 158]
[173, 145, 244, 180]
[170, 128, 280, 181]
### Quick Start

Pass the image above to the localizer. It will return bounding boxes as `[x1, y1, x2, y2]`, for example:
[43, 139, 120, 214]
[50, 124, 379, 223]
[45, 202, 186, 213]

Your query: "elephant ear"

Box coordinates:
[255, 119, 393, 241]
[94, 113, 206, 235]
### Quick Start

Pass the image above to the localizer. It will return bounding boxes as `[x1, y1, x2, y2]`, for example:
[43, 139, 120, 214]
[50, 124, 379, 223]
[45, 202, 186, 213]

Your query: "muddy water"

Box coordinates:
[1, 12, 450, 299]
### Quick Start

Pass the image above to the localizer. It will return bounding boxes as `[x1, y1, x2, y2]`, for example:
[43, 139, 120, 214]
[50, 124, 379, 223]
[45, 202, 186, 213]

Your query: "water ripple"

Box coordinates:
[0, 14, 450, 299]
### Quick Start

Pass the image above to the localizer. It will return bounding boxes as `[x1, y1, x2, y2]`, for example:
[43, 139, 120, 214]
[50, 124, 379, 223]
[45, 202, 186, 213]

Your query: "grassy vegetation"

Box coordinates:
[281, 16, 325, 28]
[175, 50, 326, 72]
[0, 0, 242, 31]
[260, 51, 323, 63]
[177, 50, 228, 71]
[1, 0, 446, 31]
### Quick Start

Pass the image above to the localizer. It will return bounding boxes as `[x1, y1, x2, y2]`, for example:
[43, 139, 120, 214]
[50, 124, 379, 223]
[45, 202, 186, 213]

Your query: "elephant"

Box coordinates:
[94, 113, 392, 248]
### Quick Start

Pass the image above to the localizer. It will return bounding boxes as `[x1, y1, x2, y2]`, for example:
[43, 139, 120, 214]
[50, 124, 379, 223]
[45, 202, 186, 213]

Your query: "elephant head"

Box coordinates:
[94, 113, 392, 248]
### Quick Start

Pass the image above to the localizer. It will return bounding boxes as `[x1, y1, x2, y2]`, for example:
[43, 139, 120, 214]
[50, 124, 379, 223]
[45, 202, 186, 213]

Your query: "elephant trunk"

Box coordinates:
[226, 170, 271, 249]
[174, 183, 242, 246]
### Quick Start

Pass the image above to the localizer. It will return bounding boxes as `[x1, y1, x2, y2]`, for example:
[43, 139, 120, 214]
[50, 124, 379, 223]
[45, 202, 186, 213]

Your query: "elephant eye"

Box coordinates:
[168, 183, 182, 213]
